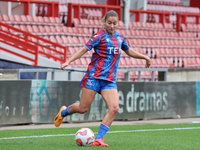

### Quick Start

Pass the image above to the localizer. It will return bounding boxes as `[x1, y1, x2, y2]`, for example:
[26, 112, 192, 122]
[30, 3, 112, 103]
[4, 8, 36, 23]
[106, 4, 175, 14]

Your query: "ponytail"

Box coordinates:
[101, 10, 119, 23]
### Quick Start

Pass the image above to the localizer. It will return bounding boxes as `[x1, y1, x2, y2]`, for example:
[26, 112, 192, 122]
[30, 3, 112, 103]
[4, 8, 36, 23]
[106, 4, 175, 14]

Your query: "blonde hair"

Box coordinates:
[101, 10, 119, 23]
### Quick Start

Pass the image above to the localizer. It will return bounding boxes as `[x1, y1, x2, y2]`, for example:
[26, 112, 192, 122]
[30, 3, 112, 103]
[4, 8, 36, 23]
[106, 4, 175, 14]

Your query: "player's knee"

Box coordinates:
[79, 107, 89, 114]
[110, 105, 119, 115]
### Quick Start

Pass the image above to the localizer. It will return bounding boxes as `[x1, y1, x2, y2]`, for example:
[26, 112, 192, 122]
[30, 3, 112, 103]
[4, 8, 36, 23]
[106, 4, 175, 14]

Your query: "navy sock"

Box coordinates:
[95, 123, 110, 139]
[61, 105, 71, 117]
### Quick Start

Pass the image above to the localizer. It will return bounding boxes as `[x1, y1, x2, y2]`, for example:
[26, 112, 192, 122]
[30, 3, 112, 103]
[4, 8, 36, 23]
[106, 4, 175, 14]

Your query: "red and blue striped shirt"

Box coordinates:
[83, 29, 129, 83]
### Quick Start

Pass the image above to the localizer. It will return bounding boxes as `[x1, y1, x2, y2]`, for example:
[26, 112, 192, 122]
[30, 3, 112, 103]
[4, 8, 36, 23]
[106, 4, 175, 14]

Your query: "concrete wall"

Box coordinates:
[0, 69, 18, 80]
[167, 68, 200, 82]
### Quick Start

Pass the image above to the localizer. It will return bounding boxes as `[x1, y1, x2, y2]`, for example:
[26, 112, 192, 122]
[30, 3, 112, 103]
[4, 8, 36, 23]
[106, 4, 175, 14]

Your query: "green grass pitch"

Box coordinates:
[0, 123, 200, 150]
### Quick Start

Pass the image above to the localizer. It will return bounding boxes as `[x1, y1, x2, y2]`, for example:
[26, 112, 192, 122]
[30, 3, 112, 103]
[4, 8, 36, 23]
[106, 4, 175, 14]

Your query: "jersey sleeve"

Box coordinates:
[84, 33, 101, 51]
[121, 35, 129, 51]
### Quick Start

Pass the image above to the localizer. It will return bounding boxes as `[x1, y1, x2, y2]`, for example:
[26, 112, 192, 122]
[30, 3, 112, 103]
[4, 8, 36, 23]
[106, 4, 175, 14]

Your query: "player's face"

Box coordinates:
[104, 16, 118, 35]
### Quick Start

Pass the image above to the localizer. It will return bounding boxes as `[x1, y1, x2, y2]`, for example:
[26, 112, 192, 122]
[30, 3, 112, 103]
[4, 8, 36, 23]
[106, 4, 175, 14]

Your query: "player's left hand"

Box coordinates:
[145, 57, 151, 68]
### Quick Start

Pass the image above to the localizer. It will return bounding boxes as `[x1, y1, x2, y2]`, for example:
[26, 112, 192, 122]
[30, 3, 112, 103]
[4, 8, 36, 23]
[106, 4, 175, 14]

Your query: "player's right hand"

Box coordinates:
[60, 62, 69, 70]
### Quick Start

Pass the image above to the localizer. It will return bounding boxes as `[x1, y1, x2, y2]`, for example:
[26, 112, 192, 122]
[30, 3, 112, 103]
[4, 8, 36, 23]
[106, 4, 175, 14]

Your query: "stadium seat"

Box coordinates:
[55, 26, 64, 35]
[77, 27, 85, 37]
[67, 27, 76, 36]
[82, 28, 91, 37]
[26, 16, 35, 25]
[55, 35, 64, 45]
[78, 36, 85, 46]
[26, 25, 34, 34]
[43, 17, 51, 25]
[32, 25, 42, 36]
[49, 17, 63, 26]
[37, 16, 45, 26]
[32, 16, 40, 25]
[44, 26, 53, 35]
[8, 15, 18, 25]
[117, 72, 125, 81]
[73, 18, 80, 27]
[118, 20, 126, 29]
[50, 26, 59, 35]
[119, 57, 127, 68]
[0, 14, 10, 24]
[61, 35, 69, 46]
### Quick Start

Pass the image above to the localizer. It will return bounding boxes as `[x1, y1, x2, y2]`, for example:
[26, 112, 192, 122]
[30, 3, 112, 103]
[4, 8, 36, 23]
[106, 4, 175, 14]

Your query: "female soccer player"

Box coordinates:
[54, 10, 151, 147]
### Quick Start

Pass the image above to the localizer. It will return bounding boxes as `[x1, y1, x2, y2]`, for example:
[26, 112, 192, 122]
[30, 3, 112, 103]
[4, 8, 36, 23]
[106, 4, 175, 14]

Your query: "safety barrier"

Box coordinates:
[0, 0, 59, 17]
[129, 9, 170, 24]
[67, 3, 122, 27]
[176, 13, 200, 32]
[17, 68, 168, 81]
[0, 21, 67, 66]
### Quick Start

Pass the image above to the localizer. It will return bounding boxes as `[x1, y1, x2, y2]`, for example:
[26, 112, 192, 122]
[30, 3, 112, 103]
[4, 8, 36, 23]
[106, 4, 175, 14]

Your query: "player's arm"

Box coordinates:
[61, 46, 88, 70]
[124, 48, 151, 68]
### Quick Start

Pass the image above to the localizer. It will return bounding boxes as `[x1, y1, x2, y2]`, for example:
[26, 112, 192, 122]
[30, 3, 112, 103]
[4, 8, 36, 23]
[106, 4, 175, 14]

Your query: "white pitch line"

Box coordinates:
[0, 127, 200, 140]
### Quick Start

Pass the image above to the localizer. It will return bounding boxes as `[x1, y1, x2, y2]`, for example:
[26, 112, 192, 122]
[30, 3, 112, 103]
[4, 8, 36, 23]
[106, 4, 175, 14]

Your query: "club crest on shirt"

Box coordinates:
[117, 36, 122, 43]
[106, 38, 109, 42]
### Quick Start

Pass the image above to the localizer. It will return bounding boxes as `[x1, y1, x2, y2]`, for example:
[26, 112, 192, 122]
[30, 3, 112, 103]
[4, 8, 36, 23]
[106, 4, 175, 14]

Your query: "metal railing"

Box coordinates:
[118, 68, 168, 81]
[18, 68, 168, 81]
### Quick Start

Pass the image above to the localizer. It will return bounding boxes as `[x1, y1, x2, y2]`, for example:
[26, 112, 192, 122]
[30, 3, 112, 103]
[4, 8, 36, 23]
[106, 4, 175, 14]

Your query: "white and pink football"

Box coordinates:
[75, 128, 95, 146]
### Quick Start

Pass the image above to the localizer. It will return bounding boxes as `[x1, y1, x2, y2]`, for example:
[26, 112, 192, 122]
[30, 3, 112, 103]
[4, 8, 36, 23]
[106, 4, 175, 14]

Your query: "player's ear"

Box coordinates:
[102, 19, 106, 27]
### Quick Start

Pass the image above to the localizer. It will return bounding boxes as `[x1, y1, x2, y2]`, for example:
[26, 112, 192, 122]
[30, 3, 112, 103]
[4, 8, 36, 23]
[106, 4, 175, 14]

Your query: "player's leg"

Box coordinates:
[54, 87, 96, 127]
[64, 87, 97, 114]
[93, 88, 119, 147]
[101, 88, 119, 126]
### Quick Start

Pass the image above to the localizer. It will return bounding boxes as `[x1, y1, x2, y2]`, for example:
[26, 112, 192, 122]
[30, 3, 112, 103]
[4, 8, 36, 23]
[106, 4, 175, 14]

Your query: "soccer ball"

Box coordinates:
[75, 128, 95, 146]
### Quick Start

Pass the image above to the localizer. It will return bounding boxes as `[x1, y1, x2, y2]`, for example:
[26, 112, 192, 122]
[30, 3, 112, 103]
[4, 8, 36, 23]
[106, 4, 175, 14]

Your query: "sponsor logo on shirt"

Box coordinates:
[108, 47, 119, 54]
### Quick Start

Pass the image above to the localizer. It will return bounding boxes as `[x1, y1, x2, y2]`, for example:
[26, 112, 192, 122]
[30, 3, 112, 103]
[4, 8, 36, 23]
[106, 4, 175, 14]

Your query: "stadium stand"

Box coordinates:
[147, 0, 200, 24]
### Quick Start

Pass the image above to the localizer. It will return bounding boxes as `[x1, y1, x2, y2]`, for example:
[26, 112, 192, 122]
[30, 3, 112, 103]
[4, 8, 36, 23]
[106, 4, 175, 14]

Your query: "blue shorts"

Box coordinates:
[80, 77, 117, 94]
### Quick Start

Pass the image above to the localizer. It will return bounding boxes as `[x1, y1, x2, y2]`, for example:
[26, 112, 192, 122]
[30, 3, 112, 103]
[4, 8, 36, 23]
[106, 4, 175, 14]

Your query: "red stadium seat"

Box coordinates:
[37, 26, 47, 36]
[68, 47, 76, 56]
[67, 36, 74, 47]
[78, 36, 85, 46]
[129, 71, 138, 81]
[61, 35, 69, 46]
[8, 15, 17, 25]
[118, 20, 126, 29]
[19, 25, 28, 32]
[77, 27, 85, 37]
[55, 26, 64, 35]
[14, 15, 23, 25]
[83, 28, 91, 37]
[44, 26, 53, 35]
[49, 17, 62, 26]
[1, 14, 10, 24]
[26, 15, 35, 25]
[73, 18, 80, 27]
[43, 17, 51, 25]
[32, 16, 40, 25]
[37, 16, 45, 26]
[50, 26, 59, 35]
[61, 26, 70, 36]
[55, 35, 64, 45]
[26, 25, 34, 34]
[67, 27, 76, 36]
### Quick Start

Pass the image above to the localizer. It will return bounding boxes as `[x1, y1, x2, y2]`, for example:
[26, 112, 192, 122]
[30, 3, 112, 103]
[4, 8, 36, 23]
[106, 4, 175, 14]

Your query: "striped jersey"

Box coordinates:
[83, 29, 129, 83]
